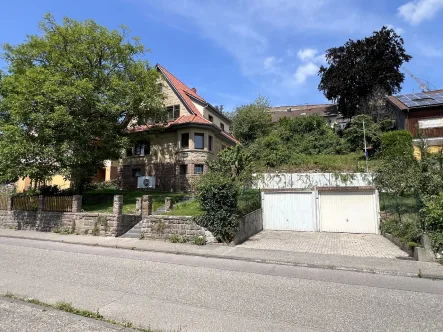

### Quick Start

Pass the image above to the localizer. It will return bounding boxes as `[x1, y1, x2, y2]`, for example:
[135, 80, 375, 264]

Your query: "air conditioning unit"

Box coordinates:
[137, 176, 156, 189]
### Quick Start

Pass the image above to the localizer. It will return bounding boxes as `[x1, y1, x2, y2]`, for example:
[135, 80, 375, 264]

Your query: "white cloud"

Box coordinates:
[386, 24, 405, 34]
[297, 48, 318, 62]
[263, 56, 280, 72]
[294, 62, 319, 84]
[398, 0, 443, 25]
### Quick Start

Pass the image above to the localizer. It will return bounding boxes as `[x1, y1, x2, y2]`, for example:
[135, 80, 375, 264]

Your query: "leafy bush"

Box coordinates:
[421, 193, 443, 253]
[194, 173, 239, 243]
[381, 130, 413, 159]
[343, 115, 382, 152]
[380, 216, 421, 244]
[169, 234, 186, 243]
[237, 189, 261, 216]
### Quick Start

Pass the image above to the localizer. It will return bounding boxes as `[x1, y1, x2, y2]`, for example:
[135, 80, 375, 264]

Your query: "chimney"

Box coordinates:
[191, 87, 197, 93]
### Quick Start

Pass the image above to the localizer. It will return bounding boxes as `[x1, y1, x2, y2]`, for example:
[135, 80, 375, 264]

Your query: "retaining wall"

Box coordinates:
[0, 210, 141, 237]
[140, 215, 215, 243]
[233, 209, 263, 245]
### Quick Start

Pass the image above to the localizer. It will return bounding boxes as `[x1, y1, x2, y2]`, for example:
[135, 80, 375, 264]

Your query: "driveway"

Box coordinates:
[238, 231, 410, 259]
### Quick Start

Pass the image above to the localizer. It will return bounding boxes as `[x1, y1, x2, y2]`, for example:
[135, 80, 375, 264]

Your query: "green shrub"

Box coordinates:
[421, 193, 443, 253]
[380, 216, 421, 243]
[343, 115, 382, 152]
[192, 235, 206, 245]
[381, 130, 413, 159]
[169, 234, 186, 243]
[194, 173, 239, 243]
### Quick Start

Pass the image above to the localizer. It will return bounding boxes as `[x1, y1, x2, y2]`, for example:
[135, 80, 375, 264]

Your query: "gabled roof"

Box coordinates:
[156, 64, 205, 116]
[387, 89, 443, 111]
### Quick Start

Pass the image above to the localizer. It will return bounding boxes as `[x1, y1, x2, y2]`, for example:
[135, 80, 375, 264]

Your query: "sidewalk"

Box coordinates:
[0, 296, 136, 332]
[1, 229, 443, 279]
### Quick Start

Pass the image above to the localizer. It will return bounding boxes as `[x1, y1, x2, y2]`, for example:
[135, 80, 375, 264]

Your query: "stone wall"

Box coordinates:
[0, 194, 141, 237]
[233, 209, 263, 245]
[140, 215, 215, 243]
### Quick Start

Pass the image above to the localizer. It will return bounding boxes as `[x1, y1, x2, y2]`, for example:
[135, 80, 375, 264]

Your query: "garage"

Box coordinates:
[262, 191, 315, 231]
[261, 187, 379, 234]
[318, 189, 379, 234]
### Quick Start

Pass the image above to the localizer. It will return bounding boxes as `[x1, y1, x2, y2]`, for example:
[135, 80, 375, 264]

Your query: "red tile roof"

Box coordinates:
[148, 64, 239, 145]
[156, 64, 205, 116]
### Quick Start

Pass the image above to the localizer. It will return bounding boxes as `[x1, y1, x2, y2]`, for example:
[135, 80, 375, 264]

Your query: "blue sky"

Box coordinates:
[1, 0, 442, 112]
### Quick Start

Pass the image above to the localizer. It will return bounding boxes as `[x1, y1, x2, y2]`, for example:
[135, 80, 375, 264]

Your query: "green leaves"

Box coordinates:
[231, 96, 272, 146]
[319, 26, 411, 118]
[0, 14, 165, 191]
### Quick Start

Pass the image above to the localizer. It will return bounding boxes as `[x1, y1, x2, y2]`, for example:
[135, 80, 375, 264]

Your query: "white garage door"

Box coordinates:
[319, 190, 378, 234]
[263, 192, 315, 231]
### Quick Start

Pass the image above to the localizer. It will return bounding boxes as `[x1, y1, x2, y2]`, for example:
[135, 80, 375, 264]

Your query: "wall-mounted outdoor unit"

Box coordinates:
[137, 176, 156, 189]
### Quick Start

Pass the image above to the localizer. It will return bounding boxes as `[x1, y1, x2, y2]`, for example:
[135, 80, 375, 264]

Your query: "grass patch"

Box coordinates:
[3, 294, 162, 332]
[255, 153, 382, 173]
[164, 200, 203, 216]
[82, 189, 185, 214]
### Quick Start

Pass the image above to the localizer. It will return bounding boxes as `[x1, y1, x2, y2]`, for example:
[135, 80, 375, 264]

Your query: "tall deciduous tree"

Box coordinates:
[0, 14, 165, 192]
[318, 26, 411, 118]
[231, 96, 272, 146]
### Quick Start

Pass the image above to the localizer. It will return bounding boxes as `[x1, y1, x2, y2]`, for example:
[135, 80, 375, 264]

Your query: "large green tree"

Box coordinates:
[0, 14, 165, 192]
[318, 26, 411, 118]
[231, 96, 272, 145]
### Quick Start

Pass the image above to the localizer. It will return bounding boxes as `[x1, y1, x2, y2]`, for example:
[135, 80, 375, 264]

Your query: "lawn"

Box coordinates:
[82, 189, 186, 214]
[164, 200, 204, 216]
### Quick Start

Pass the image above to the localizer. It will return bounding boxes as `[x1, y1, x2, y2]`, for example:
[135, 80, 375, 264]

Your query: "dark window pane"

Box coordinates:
[181, 133, 189, 149]
[194, 164, 204, 174]
[209, 136, 213, 151]
[220, 123, 225, 131]
[179, 165, 187, 175]
[132, 168, 141, 178]
[209, 115, 214, 122]
[194, 133, 204, 149]
[134, 140, 149, 156]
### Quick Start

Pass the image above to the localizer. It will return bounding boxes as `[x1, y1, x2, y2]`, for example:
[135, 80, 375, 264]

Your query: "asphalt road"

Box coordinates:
[0, 237, 443, 332]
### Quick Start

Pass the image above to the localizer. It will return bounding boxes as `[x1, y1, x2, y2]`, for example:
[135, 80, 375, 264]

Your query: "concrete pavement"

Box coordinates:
[0, 296, 137, 332]
[1, 229, 443, 278]
[1, 237, 443, 331]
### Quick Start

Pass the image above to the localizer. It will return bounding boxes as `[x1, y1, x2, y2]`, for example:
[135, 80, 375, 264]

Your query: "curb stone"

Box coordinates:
[1, 233, 441, 280]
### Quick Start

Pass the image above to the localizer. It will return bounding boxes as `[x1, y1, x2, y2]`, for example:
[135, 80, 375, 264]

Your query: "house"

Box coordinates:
[268, 104, 349, 129]
[387, 89, 443, 156]
[117, 64, 238, 191]
[16, 64, 237, 193]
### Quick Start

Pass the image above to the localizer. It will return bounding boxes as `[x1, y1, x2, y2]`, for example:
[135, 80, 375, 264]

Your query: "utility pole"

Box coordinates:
[363, 119, 369, 173]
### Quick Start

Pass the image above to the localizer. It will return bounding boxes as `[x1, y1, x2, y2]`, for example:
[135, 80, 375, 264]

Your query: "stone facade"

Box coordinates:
[140, 215, 215, 243]
[117, 70, 235, 192]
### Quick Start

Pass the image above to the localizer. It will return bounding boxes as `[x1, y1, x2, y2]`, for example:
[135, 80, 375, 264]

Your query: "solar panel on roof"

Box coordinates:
[395, 91, 443, 108]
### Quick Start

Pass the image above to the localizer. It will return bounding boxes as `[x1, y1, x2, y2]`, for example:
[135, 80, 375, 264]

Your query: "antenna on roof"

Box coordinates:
[402, 67, 431, 92]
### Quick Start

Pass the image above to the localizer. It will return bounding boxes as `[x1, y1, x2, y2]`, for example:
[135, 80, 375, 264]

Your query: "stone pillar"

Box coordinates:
[72, 195, 82, 213]
[141, 195, 152, 217]
[38, 195, 44, 212]
[165, 197, 173, 211]
[7, 196, 12, 211]
[135, 197, 142, 215]
[113, 195, 123, 215]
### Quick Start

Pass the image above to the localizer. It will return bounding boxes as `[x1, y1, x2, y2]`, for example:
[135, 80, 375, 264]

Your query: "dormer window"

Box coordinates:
[167, 105, 180, 120]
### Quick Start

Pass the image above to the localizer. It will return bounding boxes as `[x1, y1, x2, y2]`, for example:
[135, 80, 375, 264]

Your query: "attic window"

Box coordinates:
[167, 105, 180, 120]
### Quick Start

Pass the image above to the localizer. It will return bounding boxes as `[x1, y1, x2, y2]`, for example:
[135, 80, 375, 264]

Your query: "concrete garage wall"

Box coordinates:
[140, 215, 215, 243]
[233, 209, 263, 245]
